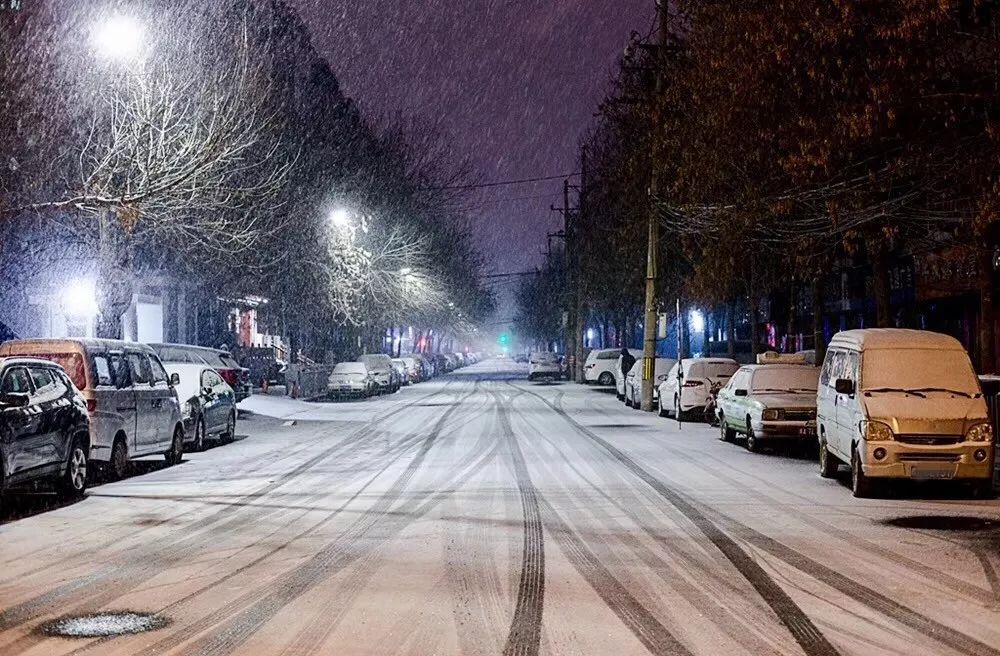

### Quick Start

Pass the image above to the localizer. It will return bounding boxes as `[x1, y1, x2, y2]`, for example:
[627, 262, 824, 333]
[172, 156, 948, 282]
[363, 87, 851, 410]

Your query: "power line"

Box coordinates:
[423, 172, 581, 192]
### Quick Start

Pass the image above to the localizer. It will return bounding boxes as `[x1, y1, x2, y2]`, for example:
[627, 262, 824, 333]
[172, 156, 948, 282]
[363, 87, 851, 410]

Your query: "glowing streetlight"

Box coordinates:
[689, 309, 706, 333]
[62, 279, 99, 318]
[330, 208, 352, 229]
[93, 16, 144, 62]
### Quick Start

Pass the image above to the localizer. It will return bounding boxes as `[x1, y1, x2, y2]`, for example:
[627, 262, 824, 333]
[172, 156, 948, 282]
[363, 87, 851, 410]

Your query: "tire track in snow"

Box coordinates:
[154, 382, 494, 656]
[493, 390, 545, 656]
[0, 381, 461, 650]
[509, 382, 841, 656]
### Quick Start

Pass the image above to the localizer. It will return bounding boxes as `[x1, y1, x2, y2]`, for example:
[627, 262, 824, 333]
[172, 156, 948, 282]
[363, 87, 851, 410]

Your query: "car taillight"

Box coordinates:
[683, 381, 703, 387]
[86, 399, 97, 413]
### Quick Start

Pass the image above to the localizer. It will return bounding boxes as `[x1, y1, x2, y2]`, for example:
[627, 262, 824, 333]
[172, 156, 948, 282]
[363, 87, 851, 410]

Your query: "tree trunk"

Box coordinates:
[96, 213, 132, 339]
[786, 282, 797, 352]
[749, 293, 761, 358]
[871, 241, 892, 328]
[575, 300, 587, 383]
[978, 244, 995, 373]
[812, 276, 826, 367]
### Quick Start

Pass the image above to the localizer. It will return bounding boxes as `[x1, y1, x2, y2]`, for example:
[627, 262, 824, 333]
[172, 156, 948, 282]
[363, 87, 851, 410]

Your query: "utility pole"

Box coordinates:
[563, 178, 577, 378]
[640, 0, 670, 412]
[575, 146, 588, 383]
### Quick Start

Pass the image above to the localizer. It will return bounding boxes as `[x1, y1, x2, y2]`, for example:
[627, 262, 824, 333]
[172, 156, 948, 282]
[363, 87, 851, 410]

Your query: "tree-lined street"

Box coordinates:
[1, 360, 998, 655]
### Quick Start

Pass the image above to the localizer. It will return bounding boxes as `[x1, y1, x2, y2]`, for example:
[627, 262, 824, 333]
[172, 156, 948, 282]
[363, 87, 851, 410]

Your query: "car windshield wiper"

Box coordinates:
[864, 387, 926, 398]
[908, 387, 974, 398]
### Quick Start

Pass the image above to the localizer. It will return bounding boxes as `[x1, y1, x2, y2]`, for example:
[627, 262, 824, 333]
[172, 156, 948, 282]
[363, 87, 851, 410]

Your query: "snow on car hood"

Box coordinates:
[752, 392, 816, 409]
[862, 394, 988, 435]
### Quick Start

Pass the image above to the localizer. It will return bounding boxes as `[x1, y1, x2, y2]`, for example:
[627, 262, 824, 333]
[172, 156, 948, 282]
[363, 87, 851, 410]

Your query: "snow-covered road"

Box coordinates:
[1, 360, 999, 655]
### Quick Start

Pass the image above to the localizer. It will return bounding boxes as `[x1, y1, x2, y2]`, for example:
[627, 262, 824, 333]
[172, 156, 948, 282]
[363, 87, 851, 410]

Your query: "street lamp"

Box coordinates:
[93, 16, 144, 62]
[330, 208, 352, 229]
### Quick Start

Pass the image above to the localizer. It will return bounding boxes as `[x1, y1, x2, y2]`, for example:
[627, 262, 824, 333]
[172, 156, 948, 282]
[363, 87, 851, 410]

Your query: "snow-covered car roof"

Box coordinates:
[829, 328, 965, 352]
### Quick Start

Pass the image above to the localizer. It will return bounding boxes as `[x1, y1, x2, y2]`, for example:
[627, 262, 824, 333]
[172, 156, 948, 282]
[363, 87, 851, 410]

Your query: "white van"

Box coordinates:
[583, 348, 620, 386]
[816, 329, 994, 498]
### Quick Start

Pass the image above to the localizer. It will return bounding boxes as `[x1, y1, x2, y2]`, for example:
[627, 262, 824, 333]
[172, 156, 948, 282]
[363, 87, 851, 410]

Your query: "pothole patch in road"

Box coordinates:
[41, 612, 168, 638]
[885, 515, 1000, 532]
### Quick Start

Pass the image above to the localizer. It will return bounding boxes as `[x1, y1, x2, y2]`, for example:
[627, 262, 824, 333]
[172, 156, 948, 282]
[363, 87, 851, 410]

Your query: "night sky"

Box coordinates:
[286, 0, 654, 319]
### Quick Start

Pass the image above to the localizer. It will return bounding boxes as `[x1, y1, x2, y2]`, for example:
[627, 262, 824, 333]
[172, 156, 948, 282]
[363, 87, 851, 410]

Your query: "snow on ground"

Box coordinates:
[1, 359, 999, 656]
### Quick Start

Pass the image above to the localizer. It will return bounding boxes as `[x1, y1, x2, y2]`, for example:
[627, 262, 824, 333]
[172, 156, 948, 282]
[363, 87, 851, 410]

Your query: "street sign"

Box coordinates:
[657, 313, 668, 339]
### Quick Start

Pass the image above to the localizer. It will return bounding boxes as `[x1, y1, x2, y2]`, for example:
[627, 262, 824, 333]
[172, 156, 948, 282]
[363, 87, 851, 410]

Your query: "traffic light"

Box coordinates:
[498, 332, 510, 346]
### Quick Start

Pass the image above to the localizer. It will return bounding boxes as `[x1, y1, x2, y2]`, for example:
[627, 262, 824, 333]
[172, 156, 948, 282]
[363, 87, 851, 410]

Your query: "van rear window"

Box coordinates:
[29, 353, 86, 389]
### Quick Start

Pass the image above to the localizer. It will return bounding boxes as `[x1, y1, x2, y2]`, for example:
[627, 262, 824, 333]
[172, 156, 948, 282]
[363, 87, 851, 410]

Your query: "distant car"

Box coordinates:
[583, 348, 621, 386]
[716, 363, 820, 452]
[528, 352, 561, 381]
[359, 354, 396, 393]
[391, 358, 410, 386]
[514, 353, 529, 364]
[625, 357, 676, 408]
[328, 362, 376, 399]
[0, 357, 92, 508]
[658, 358, 740, 420]
[162, 362, 237, 451]
[0, 339, 185, 479]
[400, 356, 423, 383]
[150, 343, 252, 402]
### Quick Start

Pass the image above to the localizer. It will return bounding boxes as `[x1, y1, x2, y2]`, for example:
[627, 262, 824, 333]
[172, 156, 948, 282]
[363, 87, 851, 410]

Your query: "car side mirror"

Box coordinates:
[202, 386, 215, 396]
[0, 392, 29, 408]
[835, 378, 855, 395]
[734, 389, 748, 397]
[169, 373, 180, 387]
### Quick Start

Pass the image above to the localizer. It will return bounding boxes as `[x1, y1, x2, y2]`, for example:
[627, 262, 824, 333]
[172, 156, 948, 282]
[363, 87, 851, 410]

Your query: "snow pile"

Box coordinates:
[43, 612, 167, 637]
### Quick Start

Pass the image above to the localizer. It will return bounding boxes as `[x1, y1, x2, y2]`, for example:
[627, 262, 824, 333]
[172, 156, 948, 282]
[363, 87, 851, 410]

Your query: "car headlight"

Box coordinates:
[762, 408, 785, 421]
[181, 401, 193, 419]
[860, 420, 894, 442]
[966, 422, 994, 443]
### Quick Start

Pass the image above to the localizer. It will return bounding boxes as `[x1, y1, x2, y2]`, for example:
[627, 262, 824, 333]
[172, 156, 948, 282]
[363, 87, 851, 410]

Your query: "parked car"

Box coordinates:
[817, 329, 994, 498]
[584, 348, 623, 386]
[614, 350, 643, 401]
[150, 343, 252, 402]
[528, 352, 561, 381]
[0, 339, 185, 479]
[625, 357, 676, 408]
[401, 356, 424, 383]
[658, 358, 740, 419]
[716, 363, 820, 453]
[391, 358, 410, 386]
[514, 353, 529, 364]
[359, 354, 396, 393]
[328, 362, 376, 399]
[162, 362, 237, 451]
[0, 357, 92, 507]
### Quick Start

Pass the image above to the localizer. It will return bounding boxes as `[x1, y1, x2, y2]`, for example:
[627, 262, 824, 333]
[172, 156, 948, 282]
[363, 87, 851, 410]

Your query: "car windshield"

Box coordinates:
[688, 361, 739, 380]
[334, 363, 366, 374]
[862, 349, 979, 396]
[751, 367, 819, 393]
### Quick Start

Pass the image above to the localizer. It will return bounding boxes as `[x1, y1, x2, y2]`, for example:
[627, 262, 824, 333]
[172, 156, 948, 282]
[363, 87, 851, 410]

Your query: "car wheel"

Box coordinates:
[673, 395, 681, 420]
[819, 440, 840, 478]
[658, 396, 668, 417]
[851, 449, 875, 498]
[110, 438, 129, 481]
[165, 428, 184, 466]
[746, 420, 760, 453]
[719, 417, 735, 442]
[598, 372, 614, 386]
[60, 435, 89, 498]
[193, 417, 206, 452]
[223, 412, 236, 444]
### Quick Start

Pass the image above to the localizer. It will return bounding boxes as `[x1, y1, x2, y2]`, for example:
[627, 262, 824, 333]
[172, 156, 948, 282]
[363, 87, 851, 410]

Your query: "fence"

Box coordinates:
[285, 363, 335, 401]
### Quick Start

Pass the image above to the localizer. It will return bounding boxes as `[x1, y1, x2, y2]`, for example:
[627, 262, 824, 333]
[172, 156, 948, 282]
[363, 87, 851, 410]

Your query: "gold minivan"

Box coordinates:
[0, 339, 185, 479]
[816, 329, 994, 498]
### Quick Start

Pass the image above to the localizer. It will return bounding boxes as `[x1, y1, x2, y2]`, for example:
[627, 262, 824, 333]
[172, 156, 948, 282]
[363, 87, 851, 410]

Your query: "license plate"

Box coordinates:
[799, 427, 816, 436]
[910, 467, 955, 480]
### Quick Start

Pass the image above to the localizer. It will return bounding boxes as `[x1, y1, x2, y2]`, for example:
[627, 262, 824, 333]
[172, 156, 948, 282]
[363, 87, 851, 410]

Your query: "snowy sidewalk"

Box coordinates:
[238, 393, 381, 422]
